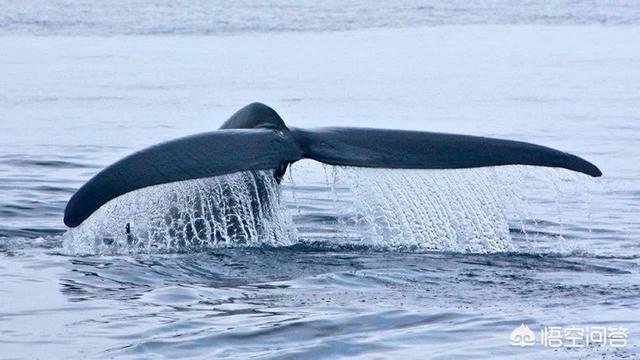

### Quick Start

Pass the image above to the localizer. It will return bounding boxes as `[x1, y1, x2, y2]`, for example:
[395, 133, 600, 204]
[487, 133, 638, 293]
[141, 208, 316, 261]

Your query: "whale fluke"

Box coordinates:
[291, 127, 602, 177]
[64, 102, 601, 228]
[63, 128, 302, 227]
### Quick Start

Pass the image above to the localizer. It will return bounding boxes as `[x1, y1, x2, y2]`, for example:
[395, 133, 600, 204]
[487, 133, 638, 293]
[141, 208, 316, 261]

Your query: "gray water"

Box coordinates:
[2, 0, 640, 35]
[1, 2, 639, 359]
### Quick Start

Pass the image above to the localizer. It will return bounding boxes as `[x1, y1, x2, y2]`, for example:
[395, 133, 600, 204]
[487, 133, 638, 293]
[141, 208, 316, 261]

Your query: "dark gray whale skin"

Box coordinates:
[64, 102, 601, 227]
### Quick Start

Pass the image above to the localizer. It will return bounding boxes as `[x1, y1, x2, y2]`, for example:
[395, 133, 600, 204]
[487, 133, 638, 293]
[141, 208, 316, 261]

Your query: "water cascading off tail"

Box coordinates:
[288, 165, 521, 253]
[63, 162, 591, 255]
[63, 171, 297, 254]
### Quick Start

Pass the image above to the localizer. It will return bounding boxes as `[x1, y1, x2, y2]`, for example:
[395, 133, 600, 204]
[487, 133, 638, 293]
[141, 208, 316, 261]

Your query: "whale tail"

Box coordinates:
[291, 127, 602, 177]
[64, 103, 601, 227]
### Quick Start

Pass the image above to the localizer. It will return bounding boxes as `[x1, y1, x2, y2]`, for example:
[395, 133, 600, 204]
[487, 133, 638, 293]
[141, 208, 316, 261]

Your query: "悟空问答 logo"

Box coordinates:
[510, 324, 536, 347]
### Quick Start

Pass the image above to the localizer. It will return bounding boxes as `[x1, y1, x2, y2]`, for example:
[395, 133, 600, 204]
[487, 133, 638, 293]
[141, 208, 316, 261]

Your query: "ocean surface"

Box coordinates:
[1, 2, 639, 359]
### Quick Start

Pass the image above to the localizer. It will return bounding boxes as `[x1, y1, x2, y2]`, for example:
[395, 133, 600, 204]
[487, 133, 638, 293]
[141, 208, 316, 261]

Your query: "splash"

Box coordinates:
[283, 161, 597, 253]
[63, 161, 597, 255]
[343, 168, 516, 252]
[63, 171, 297, 254]
[286, 164, 520, 253]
